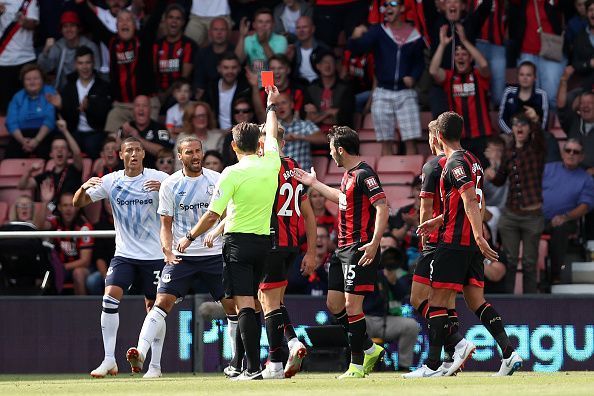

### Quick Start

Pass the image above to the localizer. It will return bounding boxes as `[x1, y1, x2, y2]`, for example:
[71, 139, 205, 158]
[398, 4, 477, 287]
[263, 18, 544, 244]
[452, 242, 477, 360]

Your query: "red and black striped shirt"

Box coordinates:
[153, 36, 195, 92]
[468, 0, 505, 46]
[338, 162, 386, 248]
[50, 217, 94, 263]
[439, 150, 484, 250]
[271, 157, 307, 250]
[419, 154, 447, 249]
[443, 69, 493, 139]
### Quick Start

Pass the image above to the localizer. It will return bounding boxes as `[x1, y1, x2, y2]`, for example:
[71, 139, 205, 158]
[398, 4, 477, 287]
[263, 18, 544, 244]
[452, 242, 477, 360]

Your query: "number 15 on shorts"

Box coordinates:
[343, 264, 356, 280]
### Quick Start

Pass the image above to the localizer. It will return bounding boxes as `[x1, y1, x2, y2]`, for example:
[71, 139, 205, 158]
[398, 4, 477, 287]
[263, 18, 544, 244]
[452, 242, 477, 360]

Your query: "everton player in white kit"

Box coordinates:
[73, 137, 169, 378]
[125, 135, 236, 376]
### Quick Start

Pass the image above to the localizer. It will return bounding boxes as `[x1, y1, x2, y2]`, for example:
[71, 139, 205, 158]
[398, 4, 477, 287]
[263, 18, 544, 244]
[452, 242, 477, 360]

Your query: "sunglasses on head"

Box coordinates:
[158, 158, 173, 164]
[234, 108, 252, 114]
[384, 1, 399, 7]
[564, 148, 582, 155]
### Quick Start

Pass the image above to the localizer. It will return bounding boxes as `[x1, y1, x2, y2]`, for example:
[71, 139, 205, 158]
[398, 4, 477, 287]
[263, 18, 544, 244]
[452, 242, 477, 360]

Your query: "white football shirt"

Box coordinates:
[158, 168, 222, 256]
[87, 168, 169, 259]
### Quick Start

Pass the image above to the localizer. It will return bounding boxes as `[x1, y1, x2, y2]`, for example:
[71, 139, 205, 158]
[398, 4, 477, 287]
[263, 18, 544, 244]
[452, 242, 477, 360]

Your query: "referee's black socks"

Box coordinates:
[475, 302, 514, 359]
[238, 307, 261, 373]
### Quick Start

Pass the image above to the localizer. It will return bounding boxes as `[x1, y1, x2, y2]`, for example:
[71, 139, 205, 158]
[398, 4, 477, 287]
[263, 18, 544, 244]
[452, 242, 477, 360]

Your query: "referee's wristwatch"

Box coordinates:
[266, 104, 277, 113]
[185, 231, 196, 241]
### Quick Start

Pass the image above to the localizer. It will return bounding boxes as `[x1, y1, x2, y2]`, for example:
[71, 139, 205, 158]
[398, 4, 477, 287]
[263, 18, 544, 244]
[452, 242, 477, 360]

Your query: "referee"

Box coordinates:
[177, 86, 281, 381]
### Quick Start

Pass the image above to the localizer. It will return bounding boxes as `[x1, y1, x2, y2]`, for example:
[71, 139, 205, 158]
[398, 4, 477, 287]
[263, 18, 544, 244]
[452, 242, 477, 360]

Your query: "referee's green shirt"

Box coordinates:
[208, 137, 281, 235]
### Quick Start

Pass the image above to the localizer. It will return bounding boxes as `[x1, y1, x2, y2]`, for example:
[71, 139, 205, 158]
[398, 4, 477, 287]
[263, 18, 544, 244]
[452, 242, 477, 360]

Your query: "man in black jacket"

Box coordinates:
[46, 46, 112, 159]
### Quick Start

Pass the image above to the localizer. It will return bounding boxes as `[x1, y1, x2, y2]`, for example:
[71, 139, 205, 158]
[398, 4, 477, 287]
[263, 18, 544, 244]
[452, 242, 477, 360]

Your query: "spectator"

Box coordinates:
[275, 92, 327, 171]
[38, 10, 100, 91]
[287, 225, 330, 296]
[203, 53, 250, 130]
[153, 4, 196, 104]
[174, 101, 224, 170]
[422, 0, 493, 116]
[508, 0, 565, 109]
[184, 0, 231, 47]
[542, 139, 594, 284]
[7, 195, 45, 229]
[273, 0, 313, 37]
[47, 192, 94, 295]
[308, 188, 337, 242]
[498, 61, 549, 135]
[202, 150, 225, 173]
[5, 65, 57, 159]
[340, 49, 374, 116]
[291, 15, 330, 84]
[557, 67, 594, 175]
[380, 233, 399, 253]
[570, 0, 594, 89]
[304, 49, 355, 131]
[485, 112, 546, 293]
[235, 8, 288, 74]
[165, 79, 192, 137]
[430, 24, 493, 166]
[482, 223, 508, 294]
[312, 0, 369, 47]
[389, 176, 421, 252]
[18, 128, 83, 206]
[348, 2, 424, 155]
[221, 97, 256, 166]
[483, 135, 508, 238]
[247, 53, 305, 124]
[91, 136, 123, 177]
[193, 17, 235, 100]
[76, 0, 166, 133]
[154, 148, 174, 175]
[0, 0, 39, 115]
[566, 0, 589, 60]
[116, 95, 173, 168]
[46, 46, 113, 160]
[87, 199, 115, 295]
[467, 0, 507, 105]
[363, 247, 420, 372]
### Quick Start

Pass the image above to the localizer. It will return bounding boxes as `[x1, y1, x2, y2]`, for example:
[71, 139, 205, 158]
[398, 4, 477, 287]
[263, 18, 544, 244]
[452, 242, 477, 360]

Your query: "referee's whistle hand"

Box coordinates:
[177, 237, 191, 253]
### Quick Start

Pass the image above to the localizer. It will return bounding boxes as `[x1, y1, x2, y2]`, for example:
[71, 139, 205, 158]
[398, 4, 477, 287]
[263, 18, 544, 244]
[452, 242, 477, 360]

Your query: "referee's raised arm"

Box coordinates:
[264, 85, 280, 152]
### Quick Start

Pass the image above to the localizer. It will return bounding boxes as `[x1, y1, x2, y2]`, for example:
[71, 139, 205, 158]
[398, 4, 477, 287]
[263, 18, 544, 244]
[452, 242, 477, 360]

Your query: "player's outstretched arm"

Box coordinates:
[417, 214, 444, 237]
[460, 188, 499, 261]
[293, 167, 340, 204]
[177, 210, 221, 253]
[160, 215, 181, 265]
[357, 198, 389, 266]
[72, 177, 102, 208]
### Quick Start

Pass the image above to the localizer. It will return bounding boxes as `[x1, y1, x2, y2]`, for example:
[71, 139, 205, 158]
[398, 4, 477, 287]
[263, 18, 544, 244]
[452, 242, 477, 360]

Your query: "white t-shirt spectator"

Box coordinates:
[0, 0, 39, 66]
[299, 47, 317, 82]
[76, 78, 95, 132]
[281, 6, 300, 35]
[190, 0, 230, 17]
[165, 103, 185, 131]
[218, 79, 236, 130]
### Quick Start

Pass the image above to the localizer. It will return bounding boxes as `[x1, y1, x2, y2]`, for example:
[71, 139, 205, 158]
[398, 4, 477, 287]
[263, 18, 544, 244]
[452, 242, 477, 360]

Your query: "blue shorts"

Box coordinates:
[105, 256, 165, 300]
[157, 255, 225, 300]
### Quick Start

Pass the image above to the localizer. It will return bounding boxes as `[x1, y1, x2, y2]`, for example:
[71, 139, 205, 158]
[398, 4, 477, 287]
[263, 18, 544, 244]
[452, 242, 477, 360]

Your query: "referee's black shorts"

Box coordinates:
[222, 233, 272, 298]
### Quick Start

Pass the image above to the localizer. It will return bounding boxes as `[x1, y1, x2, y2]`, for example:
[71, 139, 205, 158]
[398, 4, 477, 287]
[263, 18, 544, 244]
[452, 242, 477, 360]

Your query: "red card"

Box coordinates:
[261, 71, 274, 88]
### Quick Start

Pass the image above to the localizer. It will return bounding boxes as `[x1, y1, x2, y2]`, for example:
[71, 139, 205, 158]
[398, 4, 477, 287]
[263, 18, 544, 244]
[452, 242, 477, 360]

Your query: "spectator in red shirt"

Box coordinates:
[430, 24, 492, 166]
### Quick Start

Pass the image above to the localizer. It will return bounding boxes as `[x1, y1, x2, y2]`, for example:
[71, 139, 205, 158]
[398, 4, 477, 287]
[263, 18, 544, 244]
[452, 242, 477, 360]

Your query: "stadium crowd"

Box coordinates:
[0, 0, 593, 311]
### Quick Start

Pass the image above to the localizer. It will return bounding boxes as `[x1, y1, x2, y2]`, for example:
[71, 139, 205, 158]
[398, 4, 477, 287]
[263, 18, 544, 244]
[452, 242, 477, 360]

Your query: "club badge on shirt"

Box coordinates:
[364, 176, 379, 190]
[452, 166, 466, 181]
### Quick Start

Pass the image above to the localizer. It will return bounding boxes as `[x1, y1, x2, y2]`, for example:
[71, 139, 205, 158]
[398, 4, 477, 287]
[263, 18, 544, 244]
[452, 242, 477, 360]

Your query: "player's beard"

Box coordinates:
[185, 160, 202, 174]
[332, 151, 344, 168]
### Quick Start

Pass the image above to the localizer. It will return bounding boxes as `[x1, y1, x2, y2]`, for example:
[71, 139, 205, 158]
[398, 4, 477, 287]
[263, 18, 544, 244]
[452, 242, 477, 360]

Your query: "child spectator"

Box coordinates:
[165, 80, 192, 136]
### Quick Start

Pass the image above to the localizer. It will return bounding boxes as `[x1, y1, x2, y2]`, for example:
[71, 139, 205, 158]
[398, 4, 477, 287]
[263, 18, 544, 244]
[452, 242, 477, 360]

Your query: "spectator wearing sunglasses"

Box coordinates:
[155, 149, 175, 175]
[485, 112, 546, 294]
[542, 139, 594, 285]
[222, 97, 257, 167]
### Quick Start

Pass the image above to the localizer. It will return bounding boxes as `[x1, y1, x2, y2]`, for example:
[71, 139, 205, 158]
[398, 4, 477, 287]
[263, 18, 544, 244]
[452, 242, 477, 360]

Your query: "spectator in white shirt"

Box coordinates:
[165, 79, 192, 138]
[185, 0, 232, 47]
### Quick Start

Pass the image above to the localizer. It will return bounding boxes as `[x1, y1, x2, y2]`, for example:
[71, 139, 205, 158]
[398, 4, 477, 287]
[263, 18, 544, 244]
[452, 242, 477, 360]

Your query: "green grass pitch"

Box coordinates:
[1, 372, 594, 396]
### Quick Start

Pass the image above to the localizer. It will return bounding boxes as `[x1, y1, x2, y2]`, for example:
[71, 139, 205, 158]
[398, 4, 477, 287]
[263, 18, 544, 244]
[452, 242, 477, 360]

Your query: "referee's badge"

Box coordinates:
[207, 185, 214, 195]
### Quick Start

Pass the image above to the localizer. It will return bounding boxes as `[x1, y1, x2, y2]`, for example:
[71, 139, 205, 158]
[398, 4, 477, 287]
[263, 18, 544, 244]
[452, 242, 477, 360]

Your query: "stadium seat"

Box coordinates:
[0, 201, 7, 224]
[377, 155, 424, 175]
[383, 185, 412, 209]
[357, 129, 377, 142]
[327, 155, 376, 175]
[420, 112, 433, 130]
[387, 197, 414, 213]
[323, 173, 343, 186]
[0, 188, 32, 209]
[362, 113, 374, 129]
[0, 158, 45, 187]
[360, 142, 382, 157]
[312, 156, 329, 182]
[377, 172, 415, 185]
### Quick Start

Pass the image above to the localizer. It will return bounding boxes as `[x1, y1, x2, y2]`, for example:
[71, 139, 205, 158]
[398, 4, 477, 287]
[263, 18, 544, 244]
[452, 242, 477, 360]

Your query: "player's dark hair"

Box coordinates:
[328, 126, 360, 155]
[518, 60, 537, 75]
[75, 45, 94, 61]
[121, 136, 144, 150]
[437, 111, 464, 142]
[232, 122, 261, 153]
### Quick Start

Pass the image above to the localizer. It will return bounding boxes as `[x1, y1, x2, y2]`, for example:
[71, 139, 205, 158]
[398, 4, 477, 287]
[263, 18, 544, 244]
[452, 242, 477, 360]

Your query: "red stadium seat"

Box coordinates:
[0, 201, 7, 224]
[377, 155, 424, 175]
[357, 129, 377, 142]
[383, 185, 412, 209]
[362, 113, 374, 129]
[323, 174, 343, 186]
[0, 188, 32, 208]
[360, 142, 382, 157]
[312, 156, 328, 182]
[420, 112, 433, 130]
[378, 172, 415, 185]
[327, 155, 376, 175]
[0, 158, 45, 187]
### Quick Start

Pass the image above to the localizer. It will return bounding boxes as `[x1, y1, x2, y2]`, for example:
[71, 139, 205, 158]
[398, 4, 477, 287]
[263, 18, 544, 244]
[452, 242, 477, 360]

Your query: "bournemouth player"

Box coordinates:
[177, 86, 282, 380]
[408, 112, 522, 377]
[256, 126, 317, 379]
[125, 135, 236, 377]
[73, 138, 169, 378]
[409, 120, 471, 374]
[294, 127, 389, 379]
